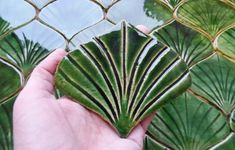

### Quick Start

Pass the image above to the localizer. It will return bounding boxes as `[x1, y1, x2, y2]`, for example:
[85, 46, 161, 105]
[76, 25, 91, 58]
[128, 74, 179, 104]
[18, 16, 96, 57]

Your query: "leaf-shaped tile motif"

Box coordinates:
[39, 0, 103, 38]
[146, 92, 230, 150]
[0, 59, 21, 102]
[152, 21, 213, 67]
[55, 22, 191, 137]
[190, 54, 235, 115]
[176, 0, 235, 39]
[0, 33, 49, 77]
[0, 21, 65, 77]
[0, 97, 15, 150]
[217, 27, 235, 59]
[107, 0, 172, 30]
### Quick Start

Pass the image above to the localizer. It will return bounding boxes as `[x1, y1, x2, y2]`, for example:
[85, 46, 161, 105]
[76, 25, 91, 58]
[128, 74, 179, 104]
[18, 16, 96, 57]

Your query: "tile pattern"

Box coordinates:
[0, 0, 235, 149]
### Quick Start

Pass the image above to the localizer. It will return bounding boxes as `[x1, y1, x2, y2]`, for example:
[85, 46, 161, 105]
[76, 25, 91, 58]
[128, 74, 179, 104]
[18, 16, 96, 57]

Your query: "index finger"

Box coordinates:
[22, 49, 67, 97]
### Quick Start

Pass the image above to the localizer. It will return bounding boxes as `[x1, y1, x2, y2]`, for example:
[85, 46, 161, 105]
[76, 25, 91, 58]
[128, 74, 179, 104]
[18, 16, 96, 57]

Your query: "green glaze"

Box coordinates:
[0, 97, 15, 150]
[0, 17, 11, 38]
[0, 58, 21, 102]
[190, 54, 235, 115]
[55, 22, 191, 137]
[152, 21, 213, 67]
[176, 0, 235, 39]
[217, 27, 235, 59]
[146, 92, 230, 150]
[1, 0, 235, 149]
[214, 133, 235, 150]
[0, 33, 49, 77]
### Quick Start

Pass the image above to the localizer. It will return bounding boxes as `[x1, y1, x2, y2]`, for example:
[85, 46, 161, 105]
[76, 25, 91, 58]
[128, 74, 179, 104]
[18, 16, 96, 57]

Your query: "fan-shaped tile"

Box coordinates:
[190, 54, 235, 114]
[55, 22, 191, 137]
[146, 92, 230, 150]
[176, 0, 235, 39]
[0, 21, 64, 76]
[107, 0, 172, 29]
[39, 0, 103, 38]
[0, 59, 22, 102]
[152, 21, 213, 67]
[14, 21, 66, 51]
[0, 0, 35, 36]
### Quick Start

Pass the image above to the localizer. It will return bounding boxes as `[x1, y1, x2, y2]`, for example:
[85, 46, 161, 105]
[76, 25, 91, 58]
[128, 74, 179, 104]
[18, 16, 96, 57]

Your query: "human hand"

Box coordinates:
[13, 26, 153, 150]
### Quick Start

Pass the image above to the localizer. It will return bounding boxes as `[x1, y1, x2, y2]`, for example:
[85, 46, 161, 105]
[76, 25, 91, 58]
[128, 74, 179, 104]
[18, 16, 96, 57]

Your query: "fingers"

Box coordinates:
[140, 113, 155, 131]
[21, 49, 67, 97]
[37, 48, 67, 74]
[127, 113, 155, 149]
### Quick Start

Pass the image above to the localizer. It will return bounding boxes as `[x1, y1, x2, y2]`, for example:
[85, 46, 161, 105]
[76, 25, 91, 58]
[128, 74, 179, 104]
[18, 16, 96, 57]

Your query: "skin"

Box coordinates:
[13, 26, 153, 150]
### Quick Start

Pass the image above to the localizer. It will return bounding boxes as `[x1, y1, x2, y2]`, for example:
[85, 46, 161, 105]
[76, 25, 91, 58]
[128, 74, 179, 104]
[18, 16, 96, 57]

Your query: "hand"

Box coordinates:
[13, 26, 153, 150]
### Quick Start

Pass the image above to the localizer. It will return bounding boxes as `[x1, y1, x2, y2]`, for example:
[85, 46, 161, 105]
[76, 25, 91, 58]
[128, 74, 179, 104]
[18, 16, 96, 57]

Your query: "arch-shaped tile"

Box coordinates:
[0, 0, 35, 34]
[190, 54, 235, 115]
[0, 20, 65, 76]
[176, 0, 235, 40]
[107, 0, 172, 30]
[39, 0, 104, 38]
[26, 0, 56, 9]
[146, 92, 230, 150]
[69, 20, 114, 50]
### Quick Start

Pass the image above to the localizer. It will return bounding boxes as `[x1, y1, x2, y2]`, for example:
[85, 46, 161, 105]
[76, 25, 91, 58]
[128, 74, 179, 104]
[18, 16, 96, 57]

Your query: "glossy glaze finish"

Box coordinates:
[55, 22, 191, 137]
[0, 0, 235, 149]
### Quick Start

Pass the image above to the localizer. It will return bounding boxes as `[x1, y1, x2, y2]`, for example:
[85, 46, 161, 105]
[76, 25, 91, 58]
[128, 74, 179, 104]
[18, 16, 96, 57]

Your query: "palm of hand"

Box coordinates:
[13, 49, 151, 150]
